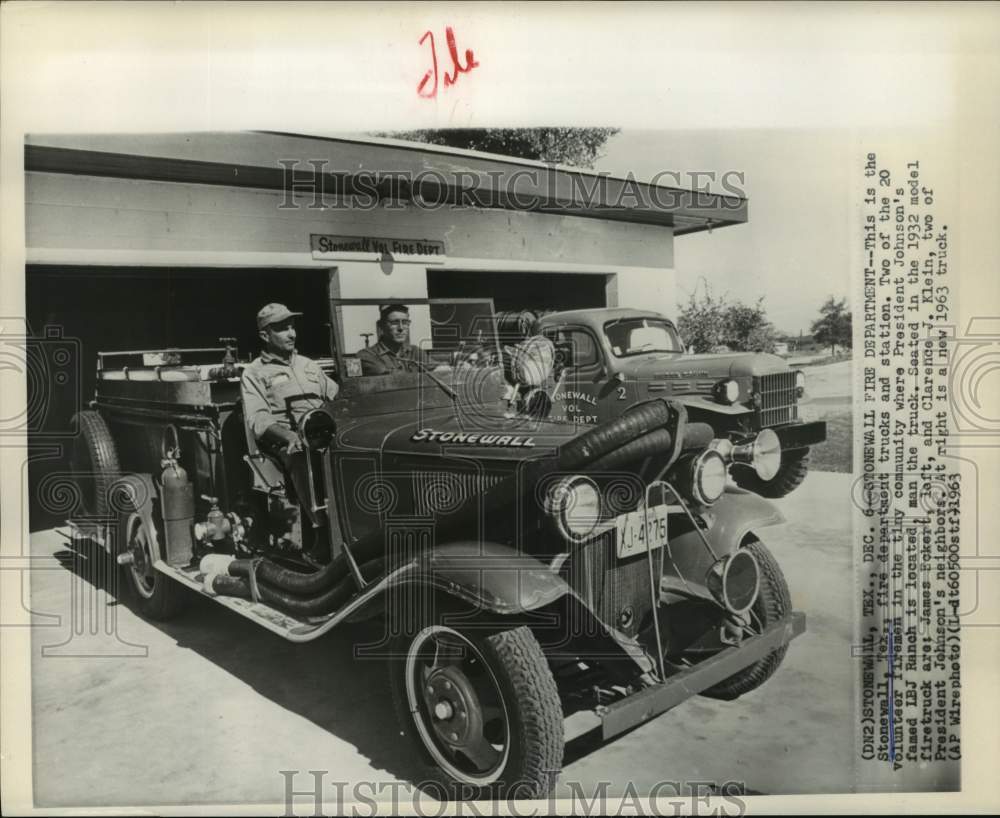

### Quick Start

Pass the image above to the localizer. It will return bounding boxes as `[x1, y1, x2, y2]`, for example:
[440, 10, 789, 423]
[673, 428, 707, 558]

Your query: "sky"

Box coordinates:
[593, 129, 854, 336]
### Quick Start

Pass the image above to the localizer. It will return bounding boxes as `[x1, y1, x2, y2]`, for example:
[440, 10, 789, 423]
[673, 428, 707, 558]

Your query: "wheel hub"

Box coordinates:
[130, 540, 148, 573]
[124, 512, 157, 597]
[423, 666, 481, 747]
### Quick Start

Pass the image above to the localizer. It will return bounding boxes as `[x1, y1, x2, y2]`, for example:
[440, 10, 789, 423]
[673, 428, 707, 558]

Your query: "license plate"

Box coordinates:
[615, 506, 669, 559]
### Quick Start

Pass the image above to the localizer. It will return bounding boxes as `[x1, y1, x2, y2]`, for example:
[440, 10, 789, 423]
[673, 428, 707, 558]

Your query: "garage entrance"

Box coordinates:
[27, 265, 332, 363]
[26, 265, 331, 530]
[427, 270, 611, 313]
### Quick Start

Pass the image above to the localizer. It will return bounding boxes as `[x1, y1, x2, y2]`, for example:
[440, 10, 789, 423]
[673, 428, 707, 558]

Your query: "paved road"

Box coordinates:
[27, 472, 854, 808]
[802, 359, 852, 403]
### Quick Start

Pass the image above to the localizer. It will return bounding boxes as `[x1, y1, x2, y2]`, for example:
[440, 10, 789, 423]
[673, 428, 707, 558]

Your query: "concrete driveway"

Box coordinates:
[27, 471, 854, 807]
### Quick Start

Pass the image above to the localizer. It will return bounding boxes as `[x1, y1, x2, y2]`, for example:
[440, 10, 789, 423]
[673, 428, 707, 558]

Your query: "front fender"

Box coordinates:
[401, 541, 657, 678]
[664, 488, 785, 595]
[409, 541, 570, 614]
[671, 394, 751, 417]
[703, 486, 785, 553]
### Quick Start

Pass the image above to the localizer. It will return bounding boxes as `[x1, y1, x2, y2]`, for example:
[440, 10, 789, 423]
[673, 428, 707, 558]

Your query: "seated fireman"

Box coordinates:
[357, 303, 446, 375]
[240, 303, 339, 526]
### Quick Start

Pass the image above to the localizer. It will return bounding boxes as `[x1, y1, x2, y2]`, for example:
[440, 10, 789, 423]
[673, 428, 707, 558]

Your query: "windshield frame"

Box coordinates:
[329, 296, 502, 378]
[602, 316, 683, 358]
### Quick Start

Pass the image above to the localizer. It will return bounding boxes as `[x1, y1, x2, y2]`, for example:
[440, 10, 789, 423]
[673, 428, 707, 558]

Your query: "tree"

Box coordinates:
[677, 282, 777, 354]
[676, 283, 727, 353]
[375, 128, 620, 168]
[725, 299, 777, 354]
[810, 296, 852, 354]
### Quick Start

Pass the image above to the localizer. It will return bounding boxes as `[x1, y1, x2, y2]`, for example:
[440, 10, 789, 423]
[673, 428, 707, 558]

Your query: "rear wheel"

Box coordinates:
[390, 622, 563, 800]
[732, 448, 810, 498]
[118, 500, 186, 621]
[701, 538, 792, 700]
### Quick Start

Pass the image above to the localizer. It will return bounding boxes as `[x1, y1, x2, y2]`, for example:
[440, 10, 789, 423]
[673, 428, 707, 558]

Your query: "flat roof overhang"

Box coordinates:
[24, 132, 747, 236]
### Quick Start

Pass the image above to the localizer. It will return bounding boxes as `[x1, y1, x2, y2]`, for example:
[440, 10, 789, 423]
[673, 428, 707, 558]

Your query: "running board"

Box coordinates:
[152, 559, 416, 644]
[157, 561, 333, 639]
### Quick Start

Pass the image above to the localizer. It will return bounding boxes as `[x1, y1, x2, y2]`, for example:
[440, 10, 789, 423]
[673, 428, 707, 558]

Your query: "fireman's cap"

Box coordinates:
[256, 303, 302, 330]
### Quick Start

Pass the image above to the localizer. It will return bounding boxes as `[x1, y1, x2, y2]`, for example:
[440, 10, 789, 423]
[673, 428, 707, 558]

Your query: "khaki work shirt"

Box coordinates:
[357, 340, 431, 375]
[241, 350, 339, 439]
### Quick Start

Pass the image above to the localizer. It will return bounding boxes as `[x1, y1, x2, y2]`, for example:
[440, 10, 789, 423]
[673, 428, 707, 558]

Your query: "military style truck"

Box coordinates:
[513, 307, 828, 498]
[67, 298, 805, 799]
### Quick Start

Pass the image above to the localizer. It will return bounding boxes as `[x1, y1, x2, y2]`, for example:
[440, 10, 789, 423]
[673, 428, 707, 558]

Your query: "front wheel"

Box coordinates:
[390, 623, 563, 800]
[732, 447, 810, 498]
[701, 538, 792, 700]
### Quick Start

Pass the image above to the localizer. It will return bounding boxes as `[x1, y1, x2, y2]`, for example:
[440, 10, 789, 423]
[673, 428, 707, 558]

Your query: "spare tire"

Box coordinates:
[69, 410, 121, 516]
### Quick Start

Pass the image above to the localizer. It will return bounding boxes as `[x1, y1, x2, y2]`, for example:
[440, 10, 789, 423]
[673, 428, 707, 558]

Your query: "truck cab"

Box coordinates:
[532, 307, 827, 497]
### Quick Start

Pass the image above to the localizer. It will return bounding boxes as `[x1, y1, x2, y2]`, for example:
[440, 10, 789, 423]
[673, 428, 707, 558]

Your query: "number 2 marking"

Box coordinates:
[616, 386, 627, 400]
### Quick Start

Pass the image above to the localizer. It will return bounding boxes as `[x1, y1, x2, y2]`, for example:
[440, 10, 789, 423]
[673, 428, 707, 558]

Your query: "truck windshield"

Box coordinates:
[333, 299, 503, 378]
[604, 318, 682, 357]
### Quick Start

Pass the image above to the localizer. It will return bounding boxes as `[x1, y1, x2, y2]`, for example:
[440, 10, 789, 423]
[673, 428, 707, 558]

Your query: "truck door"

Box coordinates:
[543, 325, 625, 425]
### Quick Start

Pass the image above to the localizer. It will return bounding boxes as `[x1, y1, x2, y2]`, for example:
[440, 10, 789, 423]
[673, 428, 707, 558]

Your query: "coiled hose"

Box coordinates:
[587, 421, 714, 472]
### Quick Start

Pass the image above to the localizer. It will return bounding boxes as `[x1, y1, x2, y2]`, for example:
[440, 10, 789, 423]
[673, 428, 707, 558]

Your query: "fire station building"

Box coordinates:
[25, 131, 746, 348]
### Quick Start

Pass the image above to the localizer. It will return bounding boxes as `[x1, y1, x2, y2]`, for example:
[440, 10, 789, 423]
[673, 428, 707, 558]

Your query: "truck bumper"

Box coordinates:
[774, 420, 826, 450]
[599, 611, 806, 740]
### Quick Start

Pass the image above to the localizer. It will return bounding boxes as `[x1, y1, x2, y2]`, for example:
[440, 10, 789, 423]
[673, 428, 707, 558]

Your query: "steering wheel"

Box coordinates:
[300, 407, 337, 449]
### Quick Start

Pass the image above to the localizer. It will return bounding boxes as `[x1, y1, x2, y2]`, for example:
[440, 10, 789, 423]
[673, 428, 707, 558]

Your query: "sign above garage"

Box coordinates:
[310, 234, 446, 262]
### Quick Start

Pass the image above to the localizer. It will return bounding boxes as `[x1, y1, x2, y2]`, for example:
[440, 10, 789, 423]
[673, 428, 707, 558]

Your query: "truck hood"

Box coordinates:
[338, 407, 581, 461]
[617, 351, 789, 380]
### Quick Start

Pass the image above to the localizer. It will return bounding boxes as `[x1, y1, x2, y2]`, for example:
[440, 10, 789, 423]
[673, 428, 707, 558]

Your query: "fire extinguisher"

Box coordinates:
[160, 425, 194, 565]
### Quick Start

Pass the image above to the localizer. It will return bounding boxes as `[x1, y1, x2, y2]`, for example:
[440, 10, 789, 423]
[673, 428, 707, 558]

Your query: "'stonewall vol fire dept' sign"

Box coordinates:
[310, 234, 446, 262]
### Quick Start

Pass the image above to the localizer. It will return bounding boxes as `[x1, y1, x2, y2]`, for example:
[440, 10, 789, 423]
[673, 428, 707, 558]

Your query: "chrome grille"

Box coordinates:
[411, 471, 506, 517]
[755, 372, 798, 427]
[567, 531, 653, 638]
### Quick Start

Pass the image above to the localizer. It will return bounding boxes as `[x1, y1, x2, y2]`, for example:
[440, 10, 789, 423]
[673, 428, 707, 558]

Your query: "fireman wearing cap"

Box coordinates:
[241, 303, 338, 527]
[357, 303, 437, 375]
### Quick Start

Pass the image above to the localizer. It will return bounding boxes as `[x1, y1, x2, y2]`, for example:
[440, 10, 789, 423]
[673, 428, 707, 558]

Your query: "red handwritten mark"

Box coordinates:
[417, 27, 479, 99]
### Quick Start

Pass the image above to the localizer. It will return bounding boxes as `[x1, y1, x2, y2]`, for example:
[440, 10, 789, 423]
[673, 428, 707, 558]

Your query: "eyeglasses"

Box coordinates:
[386, 319, 412, 328]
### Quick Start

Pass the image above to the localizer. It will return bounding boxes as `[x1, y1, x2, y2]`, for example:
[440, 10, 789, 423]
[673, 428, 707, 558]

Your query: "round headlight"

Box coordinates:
[751, 428, 782, 481]
[691, 450, 728, 505]
[794, 370, 806, 398]
[715, 378, 740, 405]
[548, 476, 601, 541]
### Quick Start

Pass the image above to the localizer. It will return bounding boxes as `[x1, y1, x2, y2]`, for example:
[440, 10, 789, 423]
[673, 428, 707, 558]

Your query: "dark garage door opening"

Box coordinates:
[26, 265, 331, 531]
[427, 270, 610, 313]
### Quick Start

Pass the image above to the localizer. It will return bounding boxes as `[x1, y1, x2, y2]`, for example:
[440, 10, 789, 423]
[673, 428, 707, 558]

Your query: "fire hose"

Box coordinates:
[209, 558, 388, 617]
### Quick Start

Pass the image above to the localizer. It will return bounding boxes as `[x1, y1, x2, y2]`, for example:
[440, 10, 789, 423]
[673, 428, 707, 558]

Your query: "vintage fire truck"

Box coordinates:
[67, 298, 805, 799]
[502, 307, 827, 498]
